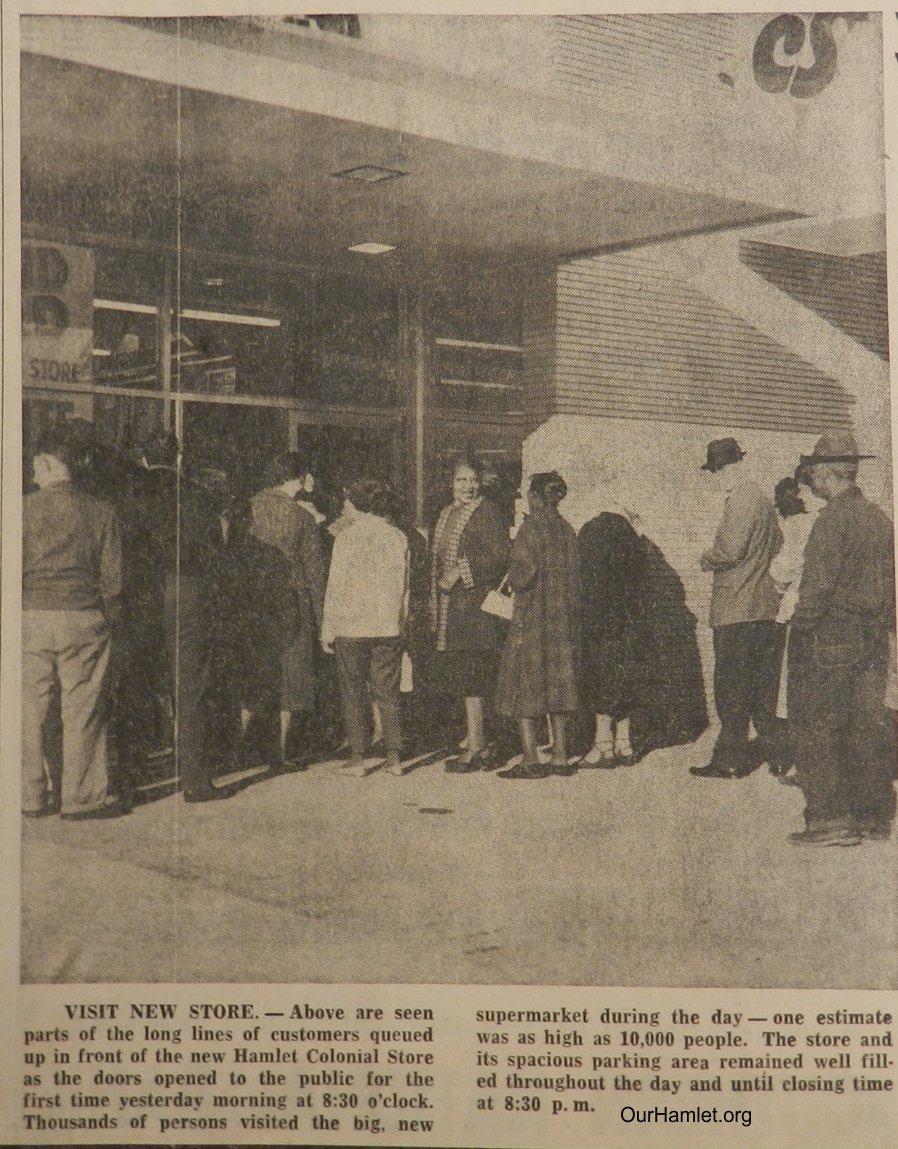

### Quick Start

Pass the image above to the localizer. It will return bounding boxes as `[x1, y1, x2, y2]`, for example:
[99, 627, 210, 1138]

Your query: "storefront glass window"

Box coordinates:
[310, 275, 399, 407]
[173, 314, 288, 398]
[92, 395, 164, 458]
[23, 392, 164, 497]
[93, 307, 159, 389]
[92, 247, 165, 389]
[434, 342, 523, 415]
[431, 278, 523, 416]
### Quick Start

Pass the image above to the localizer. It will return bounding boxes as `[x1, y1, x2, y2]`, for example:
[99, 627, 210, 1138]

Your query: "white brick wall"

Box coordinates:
[522, 414, 827, 699]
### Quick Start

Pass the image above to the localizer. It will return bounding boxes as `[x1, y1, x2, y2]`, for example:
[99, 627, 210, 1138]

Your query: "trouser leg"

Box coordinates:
[710, 624, 753, 769]
[750, 621, 787, 766]
[789, 632, 854, 828]
[368, 639, 403, 755]
[43, 686, 63, 801]
[850, 634, 896, 829]
[21, 612, 56, 812]
[165, 580, 213, 796]
[335, 638, 371, 759]
[110, 624, 154, 802]
[55, 611, 111, 815]
[176, 613, 212, 795]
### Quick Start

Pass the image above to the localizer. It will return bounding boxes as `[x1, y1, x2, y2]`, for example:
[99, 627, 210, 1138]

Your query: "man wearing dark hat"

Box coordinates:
[692, 438, 784, 779]
[787, 433, 896, 846]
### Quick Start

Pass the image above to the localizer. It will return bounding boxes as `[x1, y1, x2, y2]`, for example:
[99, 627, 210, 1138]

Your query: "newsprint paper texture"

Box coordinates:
[1, 2, 898, 1148]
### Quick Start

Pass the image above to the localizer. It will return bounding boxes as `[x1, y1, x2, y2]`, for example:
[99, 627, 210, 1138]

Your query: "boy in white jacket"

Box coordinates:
[322, 478, 409, 776]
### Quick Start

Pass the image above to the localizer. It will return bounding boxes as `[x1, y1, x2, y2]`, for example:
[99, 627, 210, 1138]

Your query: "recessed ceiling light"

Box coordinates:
[203, 277, 226, 287]
[333, 165, 407, 184]
[348, 242, 396, 256]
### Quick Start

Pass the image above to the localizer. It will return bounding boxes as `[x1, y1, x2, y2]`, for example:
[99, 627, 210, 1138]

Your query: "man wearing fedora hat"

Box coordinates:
[692, 438, 784, 779]
[787, 432, 896, 846]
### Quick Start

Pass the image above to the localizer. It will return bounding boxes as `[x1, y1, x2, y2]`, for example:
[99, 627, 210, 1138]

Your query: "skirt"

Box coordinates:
[429, 649, 499, 699]
[241, 593, 316, 712]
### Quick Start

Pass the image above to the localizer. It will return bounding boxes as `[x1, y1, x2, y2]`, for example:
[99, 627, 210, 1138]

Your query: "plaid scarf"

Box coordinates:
[430, 497, 482, 651]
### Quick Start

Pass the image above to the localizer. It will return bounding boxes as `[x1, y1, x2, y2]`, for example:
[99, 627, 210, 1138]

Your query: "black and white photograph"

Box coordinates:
[10, 6, 896, 1005]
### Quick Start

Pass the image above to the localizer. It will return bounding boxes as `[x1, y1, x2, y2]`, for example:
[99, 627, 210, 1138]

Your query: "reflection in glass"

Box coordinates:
[93, 307, 160, 389]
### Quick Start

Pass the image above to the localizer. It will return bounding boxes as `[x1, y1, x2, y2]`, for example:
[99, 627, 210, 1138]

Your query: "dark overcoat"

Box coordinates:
[579, 512, 647, 716]
[243, 487, 328, 711]
[436, 499, 509, 653]
[632, 537, 708, 756]
[495, 503, 580, 717]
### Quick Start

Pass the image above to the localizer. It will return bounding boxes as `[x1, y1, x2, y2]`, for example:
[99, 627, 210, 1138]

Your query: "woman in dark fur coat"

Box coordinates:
[495, 471, 580, 779]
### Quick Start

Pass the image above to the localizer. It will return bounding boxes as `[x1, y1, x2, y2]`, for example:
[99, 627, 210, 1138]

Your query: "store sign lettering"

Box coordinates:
[23, 246, 71, 330]
[28, 357, 84, 384]
[752, 14, 837, 98]
[22, 240, 95, 385]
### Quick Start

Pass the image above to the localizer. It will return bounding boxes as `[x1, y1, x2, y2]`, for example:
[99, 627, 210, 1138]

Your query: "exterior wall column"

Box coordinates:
[399, 286, 428, 529]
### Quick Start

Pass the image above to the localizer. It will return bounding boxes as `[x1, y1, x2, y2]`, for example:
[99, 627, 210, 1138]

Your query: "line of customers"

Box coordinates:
[21, 430, 709, 817]
[416, 457, 709, 778]
[22, 425, 894, 845]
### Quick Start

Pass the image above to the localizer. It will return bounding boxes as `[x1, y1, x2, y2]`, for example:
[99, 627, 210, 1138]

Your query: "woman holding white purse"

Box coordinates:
[429, 456, 509, 772]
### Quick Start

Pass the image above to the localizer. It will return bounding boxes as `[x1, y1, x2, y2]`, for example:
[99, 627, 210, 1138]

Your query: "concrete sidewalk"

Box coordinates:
[21, 730, 897, 987]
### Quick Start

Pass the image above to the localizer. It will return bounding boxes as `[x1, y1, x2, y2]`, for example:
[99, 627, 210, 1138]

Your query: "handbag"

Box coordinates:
[481, 575, 513, 621]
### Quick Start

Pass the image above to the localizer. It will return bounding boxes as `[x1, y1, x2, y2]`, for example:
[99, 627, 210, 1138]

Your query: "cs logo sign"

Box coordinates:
[752, 13, 840, 98]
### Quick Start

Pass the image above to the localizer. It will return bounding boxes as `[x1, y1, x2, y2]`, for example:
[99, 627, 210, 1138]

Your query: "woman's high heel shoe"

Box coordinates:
[581, 740, 617, 768]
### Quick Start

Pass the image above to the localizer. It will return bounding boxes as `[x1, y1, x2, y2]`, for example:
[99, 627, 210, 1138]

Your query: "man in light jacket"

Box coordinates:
[22, 426, 124, 819]
[692, 438, 783, 779]
[322, 478, 409, 777]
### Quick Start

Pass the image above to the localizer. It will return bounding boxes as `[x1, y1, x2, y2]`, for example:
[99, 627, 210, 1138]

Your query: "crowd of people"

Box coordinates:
[21, 423, 896, 846]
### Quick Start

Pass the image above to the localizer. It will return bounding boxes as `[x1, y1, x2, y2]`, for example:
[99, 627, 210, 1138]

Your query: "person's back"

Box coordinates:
[786, 433, 897, 845]
[23, 482, 120, 616]
[514, 500, 580, 641]
[796, 487, 895, 630]
[322, 481, 409, 777]
[250, 485, 327, 614]
[694, 439, 785, 779]
[250, 487, 305, 564]
[21, 434, 123, 819]
[324, 512, 409, 641]
[771, 508, 816, 624]
[707, 476, 782, 629]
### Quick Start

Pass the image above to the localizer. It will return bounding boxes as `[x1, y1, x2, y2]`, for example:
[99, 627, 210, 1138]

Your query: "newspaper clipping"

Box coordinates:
[2, 3, 896, 1147]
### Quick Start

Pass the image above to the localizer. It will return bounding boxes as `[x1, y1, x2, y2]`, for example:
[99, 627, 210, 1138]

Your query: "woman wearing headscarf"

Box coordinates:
[578, 510, 647, 765]
[579, 506, 708, 766]
[495, 471, 580, 779]
[430, 455, 509, 771]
